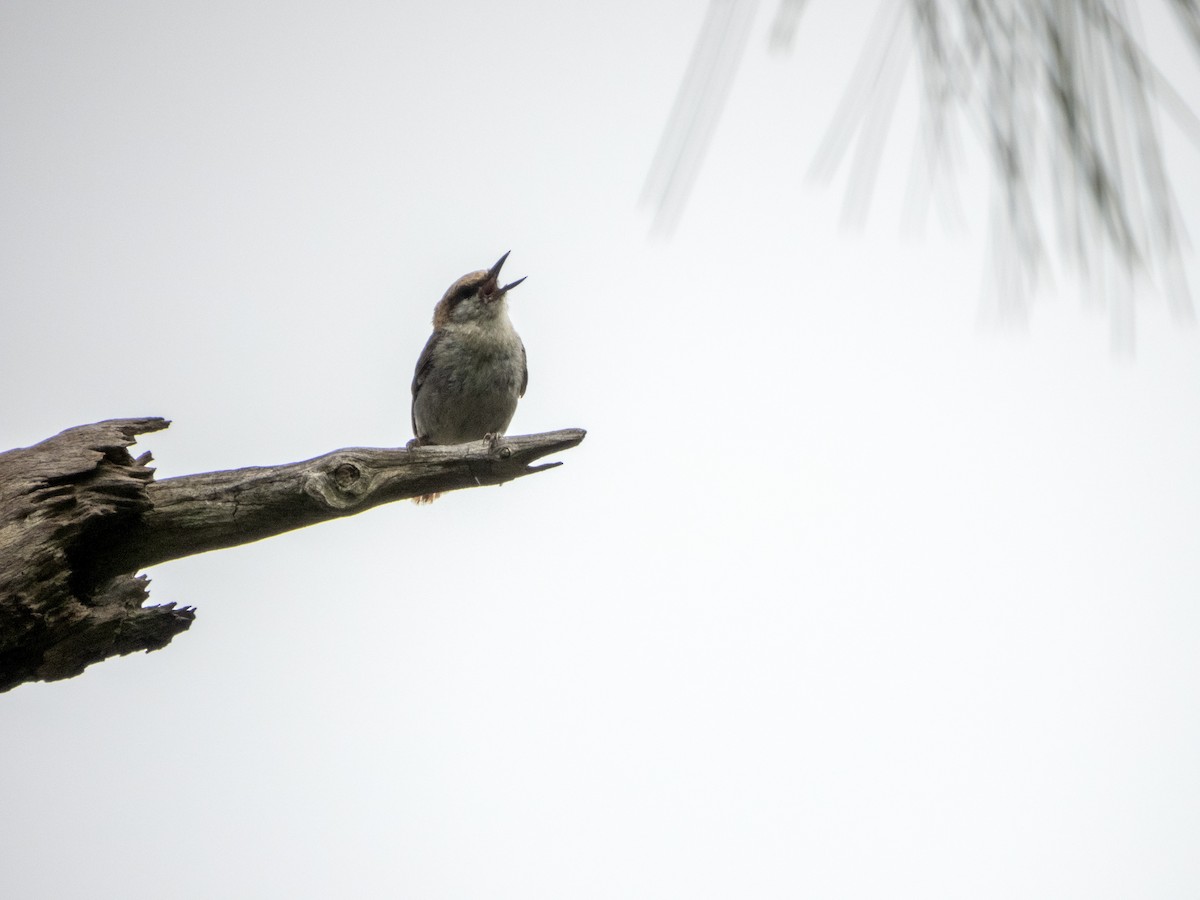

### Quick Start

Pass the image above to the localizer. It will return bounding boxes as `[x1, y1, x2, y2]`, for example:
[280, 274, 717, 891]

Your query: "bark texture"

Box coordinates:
[0, 418, 584, 691]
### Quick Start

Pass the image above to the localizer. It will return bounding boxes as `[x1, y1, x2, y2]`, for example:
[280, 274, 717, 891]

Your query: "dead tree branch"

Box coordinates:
[0, 417, 585, 692]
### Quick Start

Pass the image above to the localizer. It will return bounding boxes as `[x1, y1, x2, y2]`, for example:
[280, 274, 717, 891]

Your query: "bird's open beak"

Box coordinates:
[486, 251, 526, 296]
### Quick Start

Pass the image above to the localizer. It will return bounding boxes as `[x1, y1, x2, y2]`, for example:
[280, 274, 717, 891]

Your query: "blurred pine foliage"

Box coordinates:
[645, 0, 1200, 349]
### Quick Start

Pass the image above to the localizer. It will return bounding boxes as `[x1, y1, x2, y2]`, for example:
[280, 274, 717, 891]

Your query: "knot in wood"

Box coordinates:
[333, 462, 361, 488]
[303, 453, 374, 510]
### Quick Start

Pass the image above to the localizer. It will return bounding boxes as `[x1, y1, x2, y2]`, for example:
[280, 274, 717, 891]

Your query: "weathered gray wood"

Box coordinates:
[0, 418, 585, 691]
[0, 418, 186, 691]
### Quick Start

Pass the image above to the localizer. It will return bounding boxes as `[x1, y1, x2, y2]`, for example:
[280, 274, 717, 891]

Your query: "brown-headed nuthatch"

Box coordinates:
[408, 252, 528, 500]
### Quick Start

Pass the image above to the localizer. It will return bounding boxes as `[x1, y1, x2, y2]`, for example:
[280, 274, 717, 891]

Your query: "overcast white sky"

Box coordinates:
[3, 2, 1200, 898]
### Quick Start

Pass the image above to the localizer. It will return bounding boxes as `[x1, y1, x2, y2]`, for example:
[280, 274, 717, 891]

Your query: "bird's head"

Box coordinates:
[433, 251, 526, 328]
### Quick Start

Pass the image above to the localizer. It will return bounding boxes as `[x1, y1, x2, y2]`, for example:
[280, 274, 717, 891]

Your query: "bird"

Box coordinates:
[409, 251, 528, 502]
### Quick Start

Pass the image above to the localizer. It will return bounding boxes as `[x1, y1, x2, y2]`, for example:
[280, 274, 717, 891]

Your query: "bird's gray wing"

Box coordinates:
[518, 337, 528, 398]
[410, 331, 441, 438]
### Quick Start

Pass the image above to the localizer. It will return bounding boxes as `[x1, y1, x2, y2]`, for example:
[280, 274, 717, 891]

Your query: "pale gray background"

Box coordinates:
[3, 2, 1199, 898]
